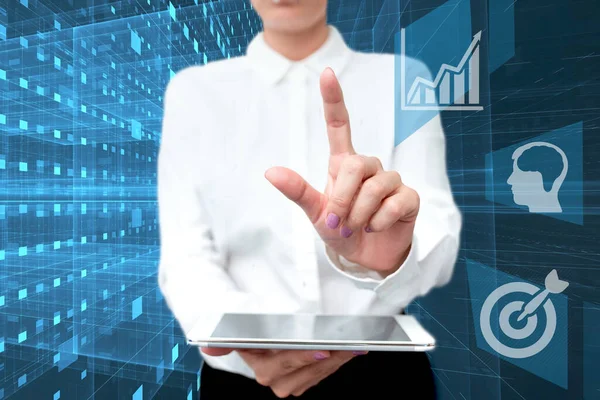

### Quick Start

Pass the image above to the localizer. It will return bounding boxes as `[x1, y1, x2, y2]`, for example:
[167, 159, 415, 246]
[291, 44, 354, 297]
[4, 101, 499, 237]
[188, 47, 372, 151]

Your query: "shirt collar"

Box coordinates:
[245, 25, 353, 85]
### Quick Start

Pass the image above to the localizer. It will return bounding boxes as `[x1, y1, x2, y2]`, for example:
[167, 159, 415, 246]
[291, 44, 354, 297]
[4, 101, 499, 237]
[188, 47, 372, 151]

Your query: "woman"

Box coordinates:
[158, 0, 462, 398]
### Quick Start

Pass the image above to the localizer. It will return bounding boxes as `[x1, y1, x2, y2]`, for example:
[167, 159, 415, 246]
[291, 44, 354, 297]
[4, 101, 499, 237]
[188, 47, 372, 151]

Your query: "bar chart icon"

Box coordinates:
[400, 29, 484, 111]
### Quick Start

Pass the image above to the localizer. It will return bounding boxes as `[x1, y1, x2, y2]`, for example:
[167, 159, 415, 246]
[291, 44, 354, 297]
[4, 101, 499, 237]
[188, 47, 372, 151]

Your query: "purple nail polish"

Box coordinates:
[352, 351, 368, 355]
[314, 352, 328, 360]
[364, 226, 372, 233]
[326, 213, 340, 229]
[341, 226, 353, 238]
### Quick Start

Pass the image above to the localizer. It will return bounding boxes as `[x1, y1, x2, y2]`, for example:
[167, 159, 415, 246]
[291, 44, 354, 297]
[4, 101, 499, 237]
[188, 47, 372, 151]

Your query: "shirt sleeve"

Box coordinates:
[323, 68, 462, 309]
[157, 70, 300, 337]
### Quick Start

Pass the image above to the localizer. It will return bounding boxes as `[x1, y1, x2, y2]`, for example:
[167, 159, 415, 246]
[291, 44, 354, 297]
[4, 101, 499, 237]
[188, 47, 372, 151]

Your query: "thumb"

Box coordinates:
[265, 166, 325, 224]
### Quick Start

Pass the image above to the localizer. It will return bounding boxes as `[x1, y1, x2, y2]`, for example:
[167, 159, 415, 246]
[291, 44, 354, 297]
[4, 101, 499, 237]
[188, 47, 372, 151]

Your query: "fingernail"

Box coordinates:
[352, 351, 368, 355]
[341, 226, 353, 238]
[314, 352, 329, 360]
[364, 226, 372, 233]
[326, 213, 340, 229]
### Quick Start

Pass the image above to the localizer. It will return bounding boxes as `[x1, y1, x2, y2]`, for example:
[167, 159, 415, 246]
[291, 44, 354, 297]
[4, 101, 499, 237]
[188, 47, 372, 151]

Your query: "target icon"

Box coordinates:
[479, 270, 568, 359]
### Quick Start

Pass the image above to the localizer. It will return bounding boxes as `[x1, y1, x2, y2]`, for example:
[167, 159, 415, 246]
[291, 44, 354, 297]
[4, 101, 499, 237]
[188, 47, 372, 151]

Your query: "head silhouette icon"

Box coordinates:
[507, 141, 568, 213]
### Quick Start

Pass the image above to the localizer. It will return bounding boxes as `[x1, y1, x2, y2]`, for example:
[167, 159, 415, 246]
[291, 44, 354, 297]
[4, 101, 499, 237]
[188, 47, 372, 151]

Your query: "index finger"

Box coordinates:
[201, 347, 234, 357]
[320, 67, 354, 155]
[240, 349, 330, 384]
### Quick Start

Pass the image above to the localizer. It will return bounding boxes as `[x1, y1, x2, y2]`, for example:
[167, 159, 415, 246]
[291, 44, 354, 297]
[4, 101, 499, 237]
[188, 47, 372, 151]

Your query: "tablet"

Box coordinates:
[187, 313, 435, 352]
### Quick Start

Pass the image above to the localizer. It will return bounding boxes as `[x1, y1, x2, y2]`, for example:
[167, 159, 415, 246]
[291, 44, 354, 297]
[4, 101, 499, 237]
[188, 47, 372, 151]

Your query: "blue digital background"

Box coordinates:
[1, 0, 599, 399]
[584, 302, 600, 399]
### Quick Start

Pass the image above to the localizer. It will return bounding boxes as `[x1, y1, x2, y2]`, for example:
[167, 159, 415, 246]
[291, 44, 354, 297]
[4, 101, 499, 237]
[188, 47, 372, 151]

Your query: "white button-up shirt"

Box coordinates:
[157, 26, 462, 379]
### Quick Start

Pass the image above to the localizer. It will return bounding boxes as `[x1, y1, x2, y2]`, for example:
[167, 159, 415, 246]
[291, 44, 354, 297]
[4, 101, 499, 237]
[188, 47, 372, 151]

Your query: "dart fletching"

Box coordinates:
[545, 269, 569, 294]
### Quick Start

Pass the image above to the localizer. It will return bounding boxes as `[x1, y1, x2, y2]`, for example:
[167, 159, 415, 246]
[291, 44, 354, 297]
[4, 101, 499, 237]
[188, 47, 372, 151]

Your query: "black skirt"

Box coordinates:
[199, 350, 436, 399]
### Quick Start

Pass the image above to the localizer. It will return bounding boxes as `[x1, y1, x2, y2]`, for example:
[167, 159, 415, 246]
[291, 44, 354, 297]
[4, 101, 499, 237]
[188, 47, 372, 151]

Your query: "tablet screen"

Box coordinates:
[210, 314, 411, 342]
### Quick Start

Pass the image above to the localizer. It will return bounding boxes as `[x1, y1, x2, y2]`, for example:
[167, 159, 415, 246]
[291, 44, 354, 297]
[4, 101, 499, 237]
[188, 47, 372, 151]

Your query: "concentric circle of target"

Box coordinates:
[499, 300, 537, 340]
[480, 282, 557, 359]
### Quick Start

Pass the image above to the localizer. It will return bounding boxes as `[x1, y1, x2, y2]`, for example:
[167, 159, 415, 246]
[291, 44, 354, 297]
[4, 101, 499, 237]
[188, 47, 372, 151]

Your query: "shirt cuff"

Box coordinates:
[324, 237, 421, 300]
